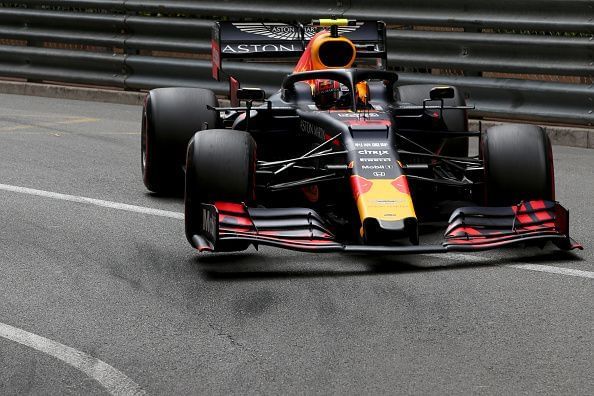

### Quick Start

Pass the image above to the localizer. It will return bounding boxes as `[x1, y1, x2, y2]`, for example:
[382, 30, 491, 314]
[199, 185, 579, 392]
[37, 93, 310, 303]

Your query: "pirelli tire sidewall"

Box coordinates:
[142, 87, 219, 194]
[185, 129, 256, 251]
[482, 124, 554, 206]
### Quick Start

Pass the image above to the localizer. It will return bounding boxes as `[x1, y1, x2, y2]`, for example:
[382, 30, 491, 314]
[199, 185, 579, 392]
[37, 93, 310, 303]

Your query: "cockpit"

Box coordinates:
[293, 26, 372, 110]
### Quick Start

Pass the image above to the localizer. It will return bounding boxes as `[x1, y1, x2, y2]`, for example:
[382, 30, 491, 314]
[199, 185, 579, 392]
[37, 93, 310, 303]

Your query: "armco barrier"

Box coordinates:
[0, 1, 592, 125]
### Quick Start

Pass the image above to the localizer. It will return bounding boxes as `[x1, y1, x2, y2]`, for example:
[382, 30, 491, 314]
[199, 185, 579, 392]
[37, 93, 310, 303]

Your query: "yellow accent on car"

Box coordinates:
[355, 179, 416, 223]
[309, 33, 357, 70]
[318, 18, 349, 27]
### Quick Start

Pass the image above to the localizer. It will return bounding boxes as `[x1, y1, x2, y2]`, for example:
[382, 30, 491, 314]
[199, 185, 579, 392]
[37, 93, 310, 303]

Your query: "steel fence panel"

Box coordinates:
[387, 30, 594, 77]
[345, 0, 594, 32]
[0, 1, 591, 125]
[0, 45, 126, 86]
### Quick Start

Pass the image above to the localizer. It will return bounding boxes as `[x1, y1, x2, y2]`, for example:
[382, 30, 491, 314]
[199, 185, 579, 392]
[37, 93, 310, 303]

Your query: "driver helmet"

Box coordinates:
[294, 31, 358, 108]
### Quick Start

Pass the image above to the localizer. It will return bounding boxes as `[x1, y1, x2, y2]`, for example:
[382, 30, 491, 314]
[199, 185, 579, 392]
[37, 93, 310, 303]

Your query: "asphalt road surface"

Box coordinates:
[0, 93, 592, 395]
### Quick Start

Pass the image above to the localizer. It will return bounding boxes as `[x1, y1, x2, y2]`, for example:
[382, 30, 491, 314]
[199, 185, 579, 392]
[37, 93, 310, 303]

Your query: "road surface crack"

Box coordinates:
[207, 323, 246, 350]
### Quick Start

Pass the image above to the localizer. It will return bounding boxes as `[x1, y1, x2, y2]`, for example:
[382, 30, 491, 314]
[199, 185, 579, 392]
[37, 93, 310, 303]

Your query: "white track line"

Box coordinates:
[424, 253, 593, 280]
[0, 182, 590, 279]
[0, 322, 145, 395]
[0, 183, 183, 219]
[509, 264, 594, 279]
[422, 253, 489, 263]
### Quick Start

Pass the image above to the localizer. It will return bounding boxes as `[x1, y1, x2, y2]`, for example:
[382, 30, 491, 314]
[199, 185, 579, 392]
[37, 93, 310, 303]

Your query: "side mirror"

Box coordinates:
[430, 86, 455, 101]
[237, 88, 266, 102]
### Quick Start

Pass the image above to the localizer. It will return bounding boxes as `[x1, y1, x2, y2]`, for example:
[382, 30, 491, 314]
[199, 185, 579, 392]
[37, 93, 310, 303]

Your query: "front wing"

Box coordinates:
[192, 200, 582, 254]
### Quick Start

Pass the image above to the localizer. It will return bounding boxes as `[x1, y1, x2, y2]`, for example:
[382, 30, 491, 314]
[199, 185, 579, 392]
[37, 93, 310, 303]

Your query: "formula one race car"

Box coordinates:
[141, 19, 581, 254]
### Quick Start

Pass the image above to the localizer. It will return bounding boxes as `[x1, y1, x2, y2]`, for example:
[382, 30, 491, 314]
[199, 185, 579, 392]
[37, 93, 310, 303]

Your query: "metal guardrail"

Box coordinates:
[0, 1, 592, 125]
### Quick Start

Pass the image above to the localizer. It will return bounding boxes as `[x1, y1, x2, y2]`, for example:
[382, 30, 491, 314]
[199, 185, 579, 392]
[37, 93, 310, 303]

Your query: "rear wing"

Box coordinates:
[211, 20, 387, 81]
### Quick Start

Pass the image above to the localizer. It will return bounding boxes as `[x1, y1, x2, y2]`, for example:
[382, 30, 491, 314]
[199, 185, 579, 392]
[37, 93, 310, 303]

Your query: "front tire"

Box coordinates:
[482, 124, 554, 206]
[185, 129, 256, 251]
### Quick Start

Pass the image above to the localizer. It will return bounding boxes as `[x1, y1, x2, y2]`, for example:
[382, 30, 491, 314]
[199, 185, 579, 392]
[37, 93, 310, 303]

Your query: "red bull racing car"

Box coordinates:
[141, 19, 582, 254]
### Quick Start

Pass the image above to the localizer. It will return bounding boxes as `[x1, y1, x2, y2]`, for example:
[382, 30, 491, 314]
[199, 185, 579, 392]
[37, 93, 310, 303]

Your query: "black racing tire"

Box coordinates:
[185, 129, 256, 251]
[482, 124, 554, 206]
[142, 87, 219, 194]
[395, 84, 469, 156]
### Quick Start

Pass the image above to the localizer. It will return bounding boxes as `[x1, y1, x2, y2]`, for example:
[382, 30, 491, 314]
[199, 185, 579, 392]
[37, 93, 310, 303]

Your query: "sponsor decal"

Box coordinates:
[222, 44, 299, 53]
[202, 207, 217, 241]
[371, 199, 401, 205]
[336, 112, 380, 118]
[232, 22, 362, 41]
[232, 23, 302, 40]
[354, 141, 397, 178]
[355, 142, 389, 148]
[358, 150, 389, 156]
[362, 165, 394, 170]
[360, 158, 392, 162]
[299, 120, 325, 140]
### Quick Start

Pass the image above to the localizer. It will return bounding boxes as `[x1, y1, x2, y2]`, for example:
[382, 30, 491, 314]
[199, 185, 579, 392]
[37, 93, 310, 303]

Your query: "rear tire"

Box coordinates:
[185, 129, 256, 251]
[142, 87, 219, 194]
[395, 84, 468, 156]
[482, 124, 554, 206]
